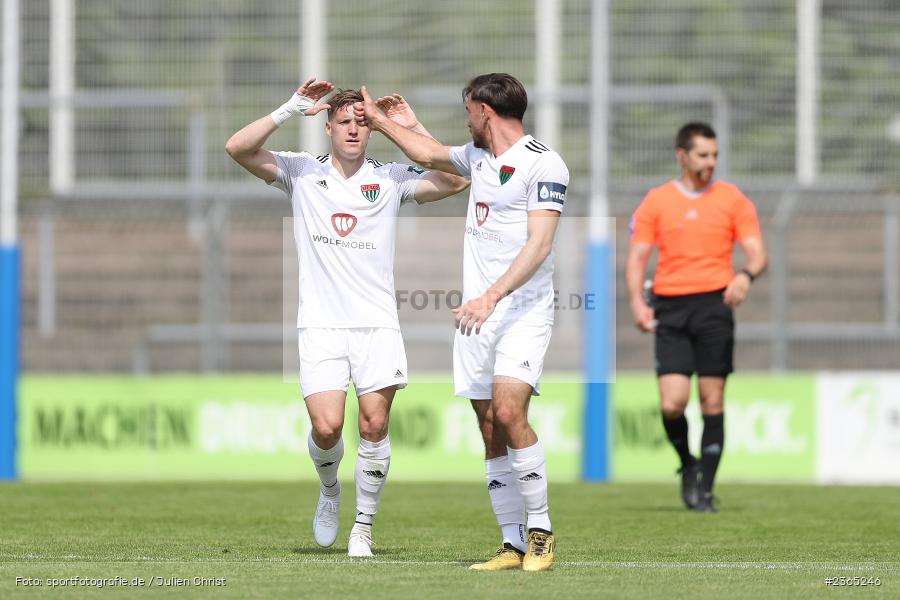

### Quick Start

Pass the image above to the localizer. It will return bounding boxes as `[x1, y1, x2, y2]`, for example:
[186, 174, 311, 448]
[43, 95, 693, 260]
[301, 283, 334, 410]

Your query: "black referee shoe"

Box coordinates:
[694, 492, 718, 513]
[678, 463, 700, 509]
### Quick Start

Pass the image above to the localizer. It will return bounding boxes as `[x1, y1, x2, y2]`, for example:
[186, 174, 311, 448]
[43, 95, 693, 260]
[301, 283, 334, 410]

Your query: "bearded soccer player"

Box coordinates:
[626, 122, 767, 513]
[226, 79, 468, 556]
[357, 73, 568, 571]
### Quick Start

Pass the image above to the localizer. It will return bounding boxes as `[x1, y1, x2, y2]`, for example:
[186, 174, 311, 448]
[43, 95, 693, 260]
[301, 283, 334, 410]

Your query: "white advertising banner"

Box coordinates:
[816, 372, 900, 484]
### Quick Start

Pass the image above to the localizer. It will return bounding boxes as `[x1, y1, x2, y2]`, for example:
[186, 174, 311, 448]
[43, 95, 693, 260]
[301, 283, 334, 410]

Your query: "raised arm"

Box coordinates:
[375, 92, 469, 202]
[374, 93, 436, 139]
[453, 210, 560, 335]
[355, 86, 461, 175]
[225, 78, 333, 182]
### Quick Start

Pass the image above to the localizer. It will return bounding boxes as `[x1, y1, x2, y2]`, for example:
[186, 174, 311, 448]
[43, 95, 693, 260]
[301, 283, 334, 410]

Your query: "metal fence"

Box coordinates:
[10, 1, 900, 372]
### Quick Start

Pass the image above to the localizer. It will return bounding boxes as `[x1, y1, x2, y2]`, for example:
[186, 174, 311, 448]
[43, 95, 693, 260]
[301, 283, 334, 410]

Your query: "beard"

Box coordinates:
[470, 128, 488, 149]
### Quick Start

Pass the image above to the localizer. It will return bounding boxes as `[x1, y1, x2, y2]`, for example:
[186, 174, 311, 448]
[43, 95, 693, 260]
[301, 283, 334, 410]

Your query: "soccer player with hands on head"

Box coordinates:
[226, 78, 468, 557]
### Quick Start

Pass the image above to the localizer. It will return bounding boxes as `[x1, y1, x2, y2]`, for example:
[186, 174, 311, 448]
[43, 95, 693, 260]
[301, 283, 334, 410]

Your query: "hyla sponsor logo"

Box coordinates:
[538, 181, 566, 205]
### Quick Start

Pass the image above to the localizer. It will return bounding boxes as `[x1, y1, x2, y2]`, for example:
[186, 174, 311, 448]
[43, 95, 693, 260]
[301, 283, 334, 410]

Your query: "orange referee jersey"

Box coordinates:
[629, 179, 762, 296]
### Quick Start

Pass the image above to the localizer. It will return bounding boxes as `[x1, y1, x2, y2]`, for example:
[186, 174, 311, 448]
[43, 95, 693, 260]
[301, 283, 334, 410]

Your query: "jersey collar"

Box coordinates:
[672, 178, 715, 199]
[490, 134, 531, 160]
[329, 156, 371, 181]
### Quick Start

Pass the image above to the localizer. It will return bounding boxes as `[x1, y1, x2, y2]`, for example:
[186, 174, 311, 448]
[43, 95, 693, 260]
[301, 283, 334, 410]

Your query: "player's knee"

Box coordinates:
[700, 397, 724, 414]
[660, 398, 688, 419]
[492, 403, 524, 430]
[359, 412, 389, 441]
[310, 416, 344, 445]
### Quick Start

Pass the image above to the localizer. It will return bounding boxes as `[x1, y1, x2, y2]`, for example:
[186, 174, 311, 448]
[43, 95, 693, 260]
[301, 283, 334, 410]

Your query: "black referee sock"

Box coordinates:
[661, 414, 695, 469]
[699, 413, 725, 495]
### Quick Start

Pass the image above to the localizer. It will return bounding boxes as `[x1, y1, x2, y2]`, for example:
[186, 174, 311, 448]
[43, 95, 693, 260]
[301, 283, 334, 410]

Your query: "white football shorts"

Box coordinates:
[297, 327, 408, 398]
[453, 319, 553, 400]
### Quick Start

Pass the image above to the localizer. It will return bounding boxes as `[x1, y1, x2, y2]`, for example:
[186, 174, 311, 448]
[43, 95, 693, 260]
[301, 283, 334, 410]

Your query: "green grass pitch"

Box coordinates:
[1, 481, 897, 598]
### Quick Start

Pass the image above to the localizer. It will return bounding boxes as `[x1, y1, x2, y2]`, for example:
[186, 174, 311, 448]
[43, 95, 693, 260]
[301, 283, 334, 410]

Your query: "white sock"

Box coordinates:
[485, 456, 527, 553]
[351, 520, 372, 538]
[308, 432, 343, 497]
[355, 436, 391, 522]
[508, 440, 552, 532]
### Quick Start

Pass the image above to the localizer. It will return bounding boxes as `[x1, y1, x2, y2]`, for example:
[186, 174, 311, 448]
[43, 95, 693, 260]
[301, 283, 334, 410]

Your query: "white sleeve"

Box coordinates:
[269, 151, 309, 197]
[388, 163, 428, 205]
[448, 143, 475, 177]
[526, 151, 570, 214]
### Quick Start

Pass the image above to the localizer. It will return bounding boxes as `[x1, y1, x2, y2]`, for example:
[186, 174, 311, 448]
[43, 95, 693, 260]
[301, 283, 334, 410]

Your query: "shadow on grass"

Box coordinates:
[290, 546, 345, 555]
[289, 545, 474, 564]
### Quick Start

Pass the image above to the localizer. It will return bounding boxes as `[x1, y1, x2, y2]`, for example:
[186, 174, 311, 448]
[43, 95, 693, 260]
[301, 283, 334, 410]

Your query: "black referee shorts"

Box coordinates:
[653, 289, 734, 378]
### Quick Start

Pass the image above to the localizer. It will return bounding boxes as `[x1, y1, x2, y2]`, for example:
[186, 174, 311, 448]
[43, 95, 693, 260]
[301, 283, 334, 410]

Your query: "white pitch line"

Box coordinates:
[2, 555, 898, 571]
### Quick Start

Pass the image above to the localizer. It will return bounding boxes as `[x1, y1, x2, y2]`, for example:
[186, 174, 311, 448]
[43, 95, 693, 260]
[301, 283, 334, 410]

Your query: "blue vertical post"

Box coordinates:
[583, 0, 612, 481]
[1, 0, 22, 480]
[583, 241, 611, 481]
[0, 246, 19, 479]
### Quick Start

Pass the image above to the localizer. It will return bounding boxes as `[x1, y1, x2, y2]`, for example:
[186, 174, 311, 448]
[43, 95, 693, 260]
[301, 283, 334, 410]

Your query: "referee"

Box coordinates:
[626, 122, 767, 513]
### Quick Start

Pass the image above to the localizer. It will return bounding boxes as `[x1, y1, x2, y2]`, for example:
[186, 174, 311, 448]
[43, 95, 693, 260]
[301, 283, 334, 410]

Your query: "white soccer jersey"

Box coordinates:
[270, 152, 426, 329]
[449, 135, 569, 324]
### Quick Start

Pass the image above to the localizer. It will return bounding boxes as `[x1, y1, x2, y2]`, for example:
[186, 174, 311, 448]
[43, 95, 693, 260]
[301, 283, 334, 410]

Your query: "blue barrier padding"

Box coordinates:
[583, 240, 612, 481]
[0, 245, 20, 480]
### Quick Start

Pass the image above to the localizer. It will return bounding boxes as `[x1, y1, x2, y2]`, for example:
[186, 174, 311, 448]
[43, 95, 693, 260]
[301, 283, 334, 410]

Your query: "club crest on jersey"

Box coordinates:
[331, 213, 358, 237]
[360, 183, 380, 203]
[475, 202, 490, 226]
[499, 165, 515, 185]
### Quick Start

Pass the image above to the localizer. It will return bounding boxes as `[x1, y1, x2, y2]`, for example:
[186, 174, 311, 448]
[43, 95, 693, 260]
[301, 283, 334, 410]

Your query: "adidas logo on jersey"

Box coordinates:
[363, 469, 385, 479]
[519, 360, 531, 369]
[519, 472, 542, 482]
[475, 161, 483, 171]
[487, 479, 506, 490]
[315, 179, 328, 189]
[394, 369, 404, 378]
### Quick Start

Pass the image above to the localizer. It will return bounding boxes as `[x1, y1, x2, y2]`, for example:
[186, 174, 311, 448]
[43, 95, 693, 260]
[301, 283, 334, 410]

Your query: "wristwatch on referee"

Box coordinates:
[739, 268, 756, 283]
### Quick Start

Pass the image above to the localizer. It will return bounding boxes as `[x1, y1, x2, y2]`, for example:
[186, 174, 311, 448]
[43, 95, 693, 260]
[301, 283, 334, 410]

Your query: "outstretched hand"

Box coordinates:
[375, 93, 419, 129]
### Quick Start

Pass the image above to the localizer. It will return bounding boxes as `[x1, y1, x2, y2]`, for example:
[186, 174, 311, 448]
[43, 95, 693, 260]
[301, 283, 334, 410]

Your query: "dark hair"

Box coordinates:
[326, 89, 363, 120]
[462, 73, 528, 121]
[676, 122, 716, 151]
